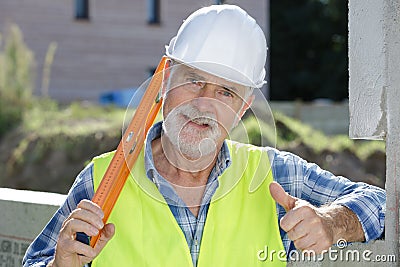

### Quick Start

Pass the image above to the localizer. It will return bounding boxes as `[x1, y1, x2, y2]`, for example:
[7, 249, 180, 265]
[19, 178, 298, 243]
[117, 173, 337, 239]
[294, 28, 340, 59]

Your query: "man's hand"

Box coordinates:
[48, 200, 115, 267]
[269, 182, 365, 254]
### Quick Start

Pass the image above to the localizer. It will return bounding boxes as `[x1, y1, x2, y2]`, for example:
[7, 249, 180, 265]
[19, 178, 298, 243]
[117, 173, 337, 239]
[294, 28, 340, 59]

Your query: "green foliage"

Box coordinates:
[22, 101, 124, 137]
[236, 111, 385, 160]
[217, 110, 385, 160]
[230, 115, 283, 147]
[6, 101, 124, 174]
[0, 24, 35, 138]
[270, 0, 348, 101]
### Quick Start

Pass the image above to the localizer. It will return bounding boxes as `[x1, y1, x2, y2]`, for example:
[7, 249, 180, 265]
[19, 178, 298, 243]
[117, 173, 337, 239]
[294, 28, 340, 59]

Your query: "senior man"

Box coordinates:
[23, 4, 385, 267]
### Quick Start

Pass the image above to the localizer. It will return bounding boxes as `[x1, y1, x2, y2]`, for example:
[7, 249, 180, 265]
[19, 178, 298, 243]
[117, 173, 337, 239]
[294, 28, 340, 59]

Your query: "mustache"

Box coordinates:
[177, 104, 219, 129]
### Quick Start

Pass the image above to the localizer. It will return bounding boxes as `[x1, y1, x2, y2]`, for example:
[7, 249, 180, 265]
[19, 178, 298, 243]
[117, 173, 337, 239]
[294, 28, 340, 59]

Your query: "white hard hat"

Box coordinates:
[165, 5, 267, 88]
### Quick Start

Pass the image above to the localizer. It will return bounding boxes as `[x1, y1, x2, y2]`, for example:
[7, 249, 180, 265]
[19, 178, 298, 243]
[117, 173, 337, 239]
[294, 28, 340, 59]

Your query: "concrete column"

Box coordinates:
[349, 0, 400, 265]
[383, 0, 400, 261]
[348, 0, 386, 140]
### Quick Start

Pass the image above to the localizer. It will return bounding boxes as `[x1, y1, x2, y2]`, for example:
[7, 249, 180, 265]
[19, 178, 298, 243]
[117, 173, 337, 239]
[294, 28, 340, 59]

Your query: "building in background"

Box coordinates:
[0, 0, 267, 103]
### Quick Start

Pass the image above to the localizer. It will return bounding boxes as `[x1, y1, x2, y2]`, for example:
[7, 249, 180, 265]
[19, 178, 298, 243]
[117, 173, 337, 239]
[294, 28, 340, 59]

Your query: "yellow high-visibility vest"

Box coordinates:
[92, 140, 286, 266]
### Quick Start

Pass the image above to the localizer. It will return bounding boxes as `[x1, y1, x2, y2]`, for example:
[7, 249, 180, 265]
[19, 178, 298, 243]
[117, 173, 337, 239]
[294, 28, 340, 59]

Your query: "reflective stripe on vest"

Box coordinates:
[92, 140, 286, 266]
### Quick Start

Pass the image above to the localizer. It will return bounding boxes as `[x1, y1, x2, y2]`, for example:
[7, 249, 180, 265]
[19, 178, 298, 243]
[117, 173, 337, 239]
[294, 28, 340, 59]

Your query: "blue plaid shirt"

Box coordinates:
[23, 122, 386, 267]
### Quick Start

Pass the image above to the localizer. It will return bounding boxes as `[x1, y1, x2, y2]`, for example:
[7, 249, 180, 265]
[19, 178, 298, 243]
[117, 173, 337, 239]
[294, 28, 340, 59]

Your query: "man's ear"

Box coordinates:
[161, 59, 173, 96]
[232, 94, 254, 129]
[238, 94, 254, 119]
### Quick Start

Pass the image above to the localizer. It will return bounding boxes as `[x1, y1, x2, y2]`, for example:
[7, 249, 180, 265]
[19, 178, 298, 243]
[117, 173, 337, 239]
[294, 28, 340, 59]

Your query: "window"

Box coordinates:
[75, 0, 90, 20]
[215, 0, 226, 4]
[147, 0, 161, 25]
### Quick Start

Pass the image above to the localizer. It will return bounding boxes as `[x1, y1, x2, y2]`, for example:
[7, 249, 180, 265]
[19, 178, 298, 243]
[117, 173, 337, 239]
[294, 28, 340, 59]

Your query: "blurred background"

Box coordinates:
[0, 0, 385, 194]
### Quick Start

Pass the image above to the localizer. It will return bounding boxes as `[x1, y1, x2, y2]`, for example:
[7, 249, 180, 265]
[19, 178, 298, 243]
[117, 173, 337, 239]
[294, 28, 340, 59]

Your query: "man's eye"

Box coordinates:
[219, 89, 234, 98]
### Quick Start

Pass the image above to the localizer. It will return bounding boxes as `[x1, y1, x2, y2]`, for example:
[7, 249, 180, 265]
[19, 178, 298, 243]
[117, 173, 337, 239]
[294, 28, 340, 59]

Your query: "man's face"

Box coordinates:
[162, 63, 251, 160]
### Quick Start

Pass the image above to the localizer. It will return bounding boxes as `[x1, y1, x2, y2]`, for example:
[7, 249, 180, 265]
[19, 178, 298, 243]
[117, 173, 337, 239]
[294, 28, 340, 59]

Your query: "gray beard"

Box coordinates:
[162, 104, 221, 159]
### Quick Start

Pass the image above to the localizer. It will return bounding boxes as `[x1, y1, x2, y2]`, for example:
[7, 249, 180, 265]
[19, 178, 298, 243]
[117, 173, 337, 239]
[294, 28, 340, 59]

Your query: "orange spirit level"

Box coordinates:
[89, 56, 167, 247]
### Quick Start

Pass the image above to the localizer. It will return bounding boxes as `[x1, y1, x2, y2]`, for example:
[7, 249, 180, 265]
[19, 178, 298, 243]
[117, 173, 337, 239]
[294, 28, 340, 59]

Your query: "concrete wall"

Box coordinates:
[349, 0, 400, 266]
[348, 0, 386, 140]
[0, 188, 65, 266]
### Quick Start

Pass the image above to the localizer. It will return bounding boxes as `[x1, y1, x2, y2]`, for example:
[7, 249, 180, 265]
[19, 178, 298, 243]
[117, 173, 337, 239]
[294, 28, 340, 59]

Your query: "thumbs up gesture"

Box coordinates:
[269, 182, 335, 254]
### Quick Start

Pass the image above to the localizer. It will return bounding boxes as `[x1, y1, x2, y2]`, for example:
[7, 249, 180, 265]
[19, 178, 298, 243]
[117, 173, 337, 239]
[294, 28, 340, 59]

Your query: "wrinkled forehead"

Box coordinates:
[168, 61, 249, 93]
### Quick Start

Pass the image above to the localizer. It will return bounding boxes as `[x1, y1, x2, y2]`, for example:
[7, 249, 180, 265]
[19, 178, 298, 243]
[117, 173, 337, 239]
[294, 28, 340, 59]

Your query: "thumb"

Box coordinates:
[94, 223, 115, 255]
[269, 182, 297, 211]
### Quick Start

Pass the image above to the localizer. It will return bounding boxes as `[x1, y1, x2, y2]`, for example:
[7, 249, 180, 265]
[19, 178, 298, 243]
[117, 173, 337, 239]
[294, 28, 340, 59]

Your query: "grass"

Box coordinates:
[5, 101, 126, 172]
[271, 112, 384, 160]
[23, 100, 125, 137]
[231, 111, 385, 160]
[0, 99, 386, 192]
[3, 99, 385, 173]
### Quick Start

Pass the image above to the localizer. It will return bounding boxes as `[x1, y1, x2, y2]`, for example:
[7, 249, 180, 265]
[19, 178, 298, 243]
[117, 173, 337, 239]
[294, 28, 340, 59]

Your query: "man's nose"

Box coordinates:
[192, 85, 216, 112]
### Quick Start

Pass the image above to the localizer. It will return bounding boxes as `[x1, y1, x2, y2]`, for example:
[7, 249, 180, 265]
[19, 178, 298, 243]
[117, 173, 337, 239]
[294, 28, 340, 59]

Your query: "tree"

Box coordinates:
[269, 0, 348, 101]
[0, 24, 35, 138]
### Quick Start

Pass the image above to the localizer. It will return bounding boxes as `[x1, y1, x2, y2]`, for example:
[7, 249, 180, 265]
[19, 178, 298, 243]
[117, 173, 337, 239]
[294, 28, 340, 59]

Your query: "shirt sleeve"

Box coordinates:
[270, 148, 386, 245]
[22, 163, 95, 267]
